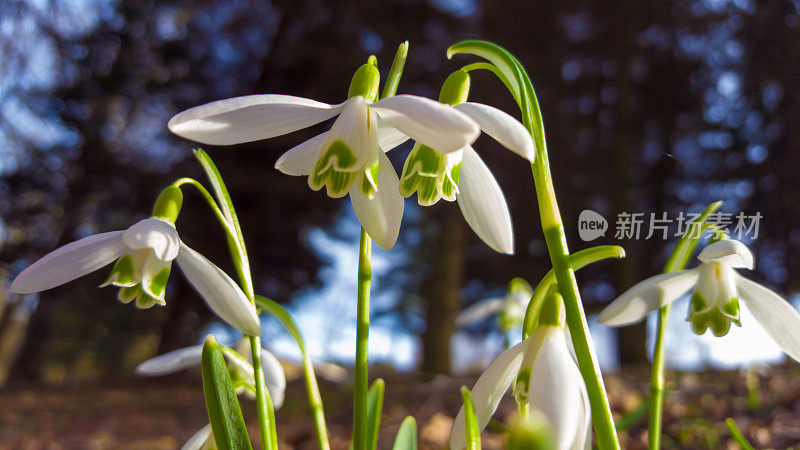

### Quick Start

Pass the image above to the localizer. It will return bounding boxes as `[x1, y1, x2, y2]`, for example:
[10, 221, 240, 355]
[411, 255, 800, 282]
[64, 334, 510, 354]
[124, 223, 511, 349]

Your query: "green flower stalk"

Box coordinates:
[448, 40, 620, 449]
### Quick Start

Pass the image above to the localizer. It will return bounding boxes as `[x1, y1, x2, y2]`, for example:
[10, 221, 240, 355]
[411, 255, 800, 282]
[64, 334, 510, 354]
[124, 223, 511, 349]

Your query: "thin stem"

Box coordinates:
[172, 176, 279, 450]
[648, 201, 722, 449]
[250, 335, 278, 450]
[512, 54, 621, 449]
[302, 353, 330, 450]
[353, 228, 372, 450]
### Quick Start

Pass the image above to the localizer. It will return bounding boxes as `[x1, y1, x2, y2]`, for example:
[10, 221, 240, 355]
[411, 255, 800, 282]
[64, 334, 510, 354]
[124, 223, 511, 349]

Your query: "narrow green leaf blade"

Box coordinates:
[366, 378, 385, 450]
[725, 418, 755, 450]
[391, 416, 417, 450]
[664, 200, 724, 272]
[523, 245, 626, 338]
[201, 335, 253, 450]
[460, 386, 481, 450]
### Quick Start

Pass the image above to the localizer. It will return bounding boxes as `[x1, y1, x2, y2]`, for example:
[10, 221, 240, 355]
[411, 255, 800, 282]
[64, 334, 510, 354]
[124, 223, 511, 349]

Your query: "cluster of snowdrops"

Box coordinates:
[10, 40, 800, 450]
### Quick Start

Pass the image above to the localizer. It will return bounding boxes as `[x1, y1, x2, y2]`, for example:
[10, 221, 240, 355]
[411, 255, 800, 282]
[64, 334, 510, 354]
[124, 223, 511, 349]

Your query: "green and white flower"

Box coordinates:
[455, 277, 532, 332]
[399, 70, 534, 254]
[450, 305, 590, 450]
[599, 239, 800, 362]
[137, 339, 286, 450]
[168, 58, 479, 250]
[10, 212, 260, 336]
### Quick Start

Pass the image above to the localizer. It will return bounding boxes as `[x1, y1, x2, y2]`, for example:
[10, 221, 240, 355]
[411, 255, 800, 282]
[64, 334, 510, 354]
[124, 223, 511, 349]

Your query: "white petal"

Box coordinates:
[324, 96, 376, 166]
[371, 95, 479, 153]
[737, 275, 800, 363]
[10, 231, 127, 294]
[454, 102, 534, 161]
[528, 327, 584, 450]
[454, 298, 505, 327]
[449, 339, 528, 450]
[598, 269, 700, 326]
[136, 345, 203, 375]
[182, 424, 213, 450]
[168, 95, 344, 145]
[377, 119, 409, 152]
[456, 146, 514, 254]
[140, 253, 171, 301]
[349, 151, 404, 250]
[175, 243, 261, 336]
[261, 349, 287, 409]
[697, 240, 754, 269]
[123, 218, 180, 261]
[275, 132, 328, 176]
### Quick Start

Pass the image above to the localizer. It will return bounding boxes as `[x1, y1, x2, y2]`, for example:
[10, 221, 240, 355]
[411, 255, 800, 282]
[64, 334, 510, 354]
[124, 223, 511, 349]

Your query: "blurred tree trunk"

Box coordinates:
[611, 0, 648, 365]
[421, 206, 464, 374]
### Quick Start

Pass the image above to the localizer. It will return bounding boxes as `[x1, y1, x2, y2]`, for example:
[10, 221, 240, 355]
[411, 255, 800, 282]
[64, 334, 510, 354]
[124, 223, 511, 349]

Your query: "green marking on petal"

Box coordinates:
[689, 292, 709, 313]
[399, 144, 448, 206]
[117, 285, 139, 304]
[513, 367, 531, 404]
[441, 161, 462, 201]
[309, 139, 360, 197]
[148, 267, 171, 300]
[104, 254, 137, 287]
[688, 306, 738, 337]
[135, 287, 163, 309]
[720, 297, 740, 318]
[360, 162, 380, 199]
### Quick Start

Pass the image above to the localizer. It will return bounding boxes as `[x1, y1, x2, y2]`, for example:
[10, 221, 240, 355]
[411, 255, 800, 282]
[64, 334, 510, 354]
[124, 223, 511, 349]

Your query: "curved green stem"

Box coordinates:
[449, 40, 620, 449]
[522, 245, 626, 339]
[353, 228, 372, 450]
[648, 201, 722, 450]
[172, 174, 278, 450]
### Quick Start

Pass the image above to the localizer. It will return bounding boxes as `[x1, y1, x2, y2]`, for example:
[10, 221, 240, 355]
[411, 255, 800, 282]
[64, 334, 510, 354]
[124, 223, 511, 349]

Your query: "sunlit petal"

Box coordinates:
[260, 349, 287, 409]
[528, 327, 583, 450]
[371, 95, 479, 153]
[697, 239, 754, 269]
[456, 146, 514, 254]
[377, 118, 409, 152]
[275, 132, 328, 176]
[123, 218, 181, 261]
[168, 95, 345, 145]
[349, 151, 404, 250]
[136, 345, 203, 375]
[454, 102, 534, 161]
[139, 253, 172, 303]
[455, 298, 505, 327]
[737, 275, 800, 363]
[175, 243, 261, 336]
[181, 424, 213, 450]
[10, 231, 127, 294]
[449, 339, 528, 450]
[598, 269, 699, 326]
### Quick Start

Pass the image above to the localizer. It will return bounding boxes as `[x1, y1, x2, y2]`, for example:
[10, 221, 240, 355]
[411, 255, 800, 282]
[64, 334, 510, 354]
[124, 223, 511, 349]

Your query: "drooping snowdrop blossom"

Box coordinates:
[9, 187, 260, 336]
[168, 57, 479, 250]
[450, 296, 590, 450]
[399, 70, 534, 254]
[599, 239, 800, 362]
[455, 277, 532, 332]
[137, 339, 286, 450]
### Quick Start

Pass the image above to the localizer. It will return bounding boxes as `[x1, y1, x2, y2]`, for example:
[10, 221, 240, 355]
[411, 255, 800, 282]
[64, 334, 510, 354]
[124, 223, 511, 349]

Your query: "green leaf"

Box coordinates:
[725, 418, 754, 450]
[366, 378, 385, 450]
[201, 335, 253, 450]
[391, 416, 417, 450]
[460, 386, 481, 450]
[193, 148, 252, 291]
[664, 200, 724, 273]
[523, 245, 626, 338]
[381, 41, 408, 100]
